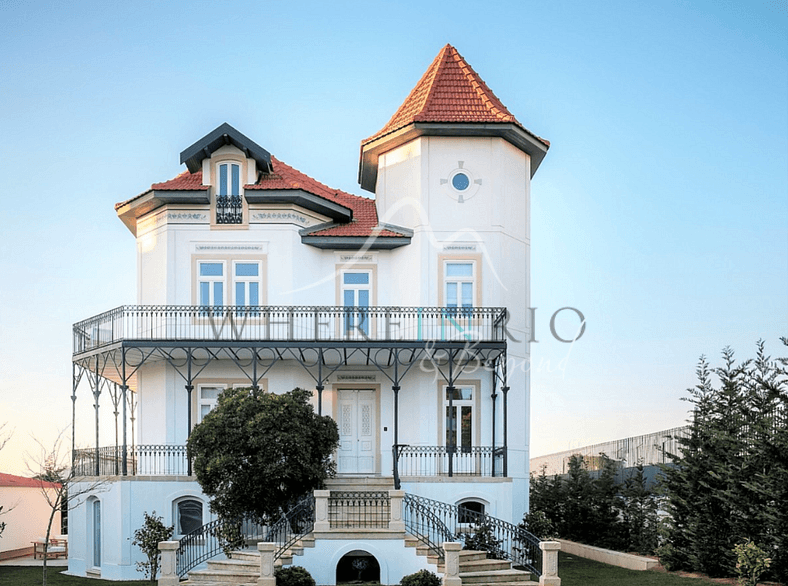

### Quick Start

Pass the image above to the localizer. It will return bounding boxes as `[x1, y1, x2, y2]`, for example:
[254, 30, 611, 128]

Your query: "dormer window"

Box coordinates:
[216, 162, 243, 224]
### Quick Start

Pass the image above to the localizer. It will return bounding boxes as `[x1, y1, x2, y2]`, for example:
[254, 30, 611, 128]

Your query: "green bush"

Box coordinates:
[463, 520, 505, 559]
[400, 569, 441, 586]
[275, 566, 316, 586]
[733, 541, 772, 586]
[132, 511, 173, 582]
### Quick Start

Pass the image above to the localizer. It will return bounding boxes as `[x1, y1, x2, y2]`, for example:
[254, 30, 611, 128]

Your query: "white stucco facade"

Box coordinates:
[69, 45, 548, 582]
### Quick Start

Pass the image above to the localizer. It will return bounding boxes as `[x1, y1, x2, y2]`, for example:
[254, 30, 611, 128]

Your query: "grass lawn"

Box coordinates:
[558, 552, 729, 586]
[0, 567, 146, 585]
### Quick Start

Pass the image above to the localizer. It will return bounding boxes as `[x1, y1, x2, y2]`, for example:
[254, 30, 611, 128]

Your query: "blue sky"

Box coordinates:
[0, 0, 786, 474]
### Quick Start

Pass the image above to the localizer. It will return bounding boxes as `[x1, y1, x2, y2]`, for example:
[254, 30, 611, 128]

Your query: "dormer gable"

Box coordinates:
[180, 122, 272, 174]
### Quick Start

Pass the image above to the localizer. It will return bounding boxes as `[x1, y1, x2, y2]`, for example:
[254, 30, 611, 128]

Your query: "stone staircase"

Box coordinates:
[405, 536, 538, 586]
[181, 535, 314, 585]
[184, 541, 537, 586]
[179, 478, 539, 585]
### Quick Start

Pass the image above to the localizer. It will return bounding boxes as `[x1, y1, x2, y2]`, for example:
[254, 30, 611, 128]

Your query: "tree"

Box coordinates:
[132, 511, 173, 581]
[621, 463, 659, 555]
[187, 387, 339, 524]
[26, 429, 108, 586]
[0, 423, 12, 538]
[659, 340, 787, 582]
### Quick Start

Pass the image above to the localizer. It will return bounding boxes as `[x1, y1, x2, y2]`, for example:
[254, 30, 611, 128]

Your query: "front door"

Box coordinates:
[337, 390, 376, 474]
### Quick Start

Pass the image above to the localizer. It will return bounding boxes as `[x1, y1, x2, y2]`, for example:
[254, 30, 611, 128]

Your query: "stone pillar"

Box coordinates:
[388, 490, 405, 531]
[257, 542, 276, 586]
[314, 489, 330, 532]
[157, 541, 179, 586]
[539, 541, 561, 586]
[442, 542, 462, 586]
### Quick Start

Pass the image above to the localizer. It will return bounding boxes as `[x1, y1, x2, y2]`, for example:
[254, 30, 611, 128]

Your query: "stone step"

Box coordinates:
[459, 569, 534, 584]
[187, 568, 260, 583]
[459, 558, 513, 572]
[460, 550, 491, 563]
[207, 558, 258, 571]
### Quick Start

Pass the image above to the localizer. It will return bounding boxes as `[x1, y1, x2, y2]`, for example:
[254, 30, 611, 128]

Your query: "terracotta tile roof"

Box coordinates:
[249, 157, 404, 238]
[363, 44, 549, 147]
[152, 171, 206, 190]
[116, 156, 404, 239]
[0, 472, 60, 489]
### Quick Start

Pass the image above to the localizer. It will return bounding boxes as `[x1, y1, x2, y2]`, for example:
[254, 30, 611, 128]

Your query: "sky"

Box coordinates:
[0, 0, 786, 476]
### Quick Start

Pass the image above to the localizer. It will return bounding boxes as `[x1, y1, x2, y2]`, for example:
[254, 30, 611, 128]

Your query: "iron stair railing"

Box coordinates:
[403, 493, 542, 577]
[175, 495, 315, 577]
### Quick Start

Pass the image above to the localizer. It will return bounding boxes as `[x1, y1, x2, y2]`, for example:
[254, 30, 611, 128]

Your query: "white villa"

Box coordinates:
[68, 45, 552, 584]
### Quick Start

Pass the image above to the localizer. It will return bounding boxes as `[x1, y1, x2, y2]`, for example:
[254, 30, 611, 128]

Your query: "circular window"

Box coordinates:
[452, 172, 471, 191]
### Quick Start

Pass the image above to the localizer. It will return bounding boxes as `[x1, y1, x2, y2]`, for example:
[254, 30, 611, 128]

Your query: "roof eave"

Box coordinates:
[300, 235, 412, 250]
[180, 123, 272, 174]
[115, 189, 210, 236]
[359, 122, 549, 192]
[245, 189, 353, 223]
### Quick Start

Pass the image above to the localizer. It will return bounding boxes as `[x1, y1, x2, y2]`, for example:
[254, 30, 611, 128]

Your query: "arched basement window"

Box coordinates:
[336, 550, 380, 583]
[175, 498, 203, 536]
[457, 499, 485, 524]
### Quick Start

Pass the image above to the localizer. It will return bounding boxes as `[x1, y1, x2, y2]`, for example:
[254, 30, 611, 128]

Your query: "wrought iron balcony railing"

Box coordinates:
[397, 445, 505, 477]
[216, 194, 243, 224]
[72, 445, 188, 477]
[73, 305, 508, 355]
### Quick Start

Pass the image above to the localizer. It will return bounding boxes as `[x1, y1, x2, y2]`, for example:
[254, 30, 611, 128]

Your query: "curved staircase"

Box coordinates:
[182, 542, 537, 585]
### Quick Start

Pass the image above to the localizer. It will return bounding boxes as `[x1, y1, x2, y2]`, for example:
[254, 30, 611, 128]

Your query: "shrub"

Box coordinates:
[463, 520, 505, 559]
[734, 541, 772, 586]
[132, 511, 174, 582]
[400, 569, 441, 586]
[275, 566, 316, 586]
[520, 510, 555, 540]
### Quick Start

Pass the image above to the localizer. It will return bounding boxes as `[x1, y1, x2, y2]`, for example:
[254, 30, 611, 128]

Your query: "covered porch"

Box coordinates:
[71, 305, 513, 487]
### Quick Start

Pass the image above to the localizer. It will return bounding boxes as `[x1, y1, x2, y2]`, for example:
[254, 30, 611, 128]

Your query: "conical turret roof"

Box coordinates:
[359, 45, 549, 191]
[363, 44, 541, 145]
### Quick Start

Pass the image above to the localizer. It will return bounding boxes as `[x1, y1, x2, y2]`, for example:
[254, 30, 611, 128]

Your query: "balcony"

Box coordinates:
[72, 444, 506, 479]
[72, 305, 508, 355]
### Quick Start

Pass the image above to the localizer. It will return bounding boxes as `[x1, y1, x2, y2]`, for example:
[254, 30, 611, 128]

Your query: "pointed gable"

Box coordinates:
[359, 44, 550, 192]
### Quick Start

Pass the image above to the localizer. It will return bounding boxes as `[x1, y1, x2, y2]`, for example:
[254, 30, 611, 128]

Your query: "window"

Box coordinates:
[216, 162, 242, 224]
[457, 500, 485, 524]
[445, 386, 474, 452]
[218, 163, 240, 196]
[195, 258, 265, 309]
[199, 262, 225, 307]
[342, 270, 371, 336]
[233, 261, 261, 307]
[198, 385, 223, 423]
[175, 498, 203, 536]
[444, 261, 475, 314]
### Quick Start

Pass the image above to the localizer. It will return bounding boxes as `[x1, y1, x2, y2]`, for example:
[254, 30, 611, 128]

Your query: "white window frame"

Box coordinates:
[197, 384, 224, 423]
[232, 260, 263, 307]
[217, 162, 241, 196]
[444, 385, 475, 451]
[341, 269, 372, 336]
[193, 256, 266, 312]
[444, 260, 476, 312]
[173, 497, 204, 537]
[198, 261, 226, 308]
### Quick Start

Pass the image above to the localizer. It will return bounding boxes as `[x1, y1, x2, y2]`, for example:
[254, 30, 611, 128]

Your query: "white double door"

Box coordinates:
[337, 390, 376, 474]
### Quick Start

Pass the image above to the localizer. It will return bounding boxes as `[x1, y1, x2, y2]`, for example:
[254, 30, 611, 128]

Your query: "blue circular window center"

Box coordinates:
[452, 172, 470, 191]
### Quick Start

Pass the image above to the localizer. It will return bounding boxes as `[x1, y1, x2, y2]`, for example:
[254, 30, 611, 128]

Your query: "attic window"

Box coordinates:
[216, 162, 242, 224]
[218, 163, 240, 196]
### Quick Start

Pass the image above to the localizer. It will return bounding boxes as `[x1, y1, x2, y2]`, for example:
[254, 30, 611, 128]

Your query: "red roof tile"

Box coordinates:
[0, 472, 60, 489]
[116, 156, 404, 239]
[363, 44, 549, 147]
[152, 171, 206, 190]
